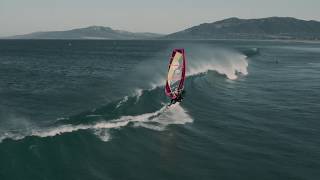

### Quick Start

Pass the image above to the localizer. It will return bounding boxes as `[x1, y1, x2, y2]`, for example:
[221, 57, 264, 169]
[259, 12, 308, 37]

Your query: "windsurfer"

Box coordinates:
[165, 49, 186, 107]
[169, 91, 184, 105]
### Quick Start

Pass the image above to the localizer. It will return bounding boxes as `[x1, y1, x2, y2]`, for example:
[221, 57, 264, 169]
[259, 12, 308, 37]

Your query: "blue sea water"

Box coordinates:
[0, 40, 319, 180]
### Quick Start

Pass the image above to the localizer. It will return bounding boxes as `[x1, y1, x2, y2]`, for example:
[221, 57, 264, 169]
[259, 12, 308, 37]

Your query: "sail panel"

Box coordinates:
[165, 49, 186, 99]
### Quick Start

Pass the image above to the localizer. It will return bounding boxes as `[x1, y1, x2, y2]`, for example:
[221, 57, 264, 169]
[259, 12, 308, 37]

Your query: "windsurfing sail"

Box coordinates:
[165, 49, 186, 99]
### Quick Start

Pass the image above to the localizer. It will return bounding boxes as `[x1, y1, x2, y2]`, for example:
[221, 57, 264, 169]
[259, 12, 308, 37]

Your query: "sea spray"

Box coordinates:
[187, 47, 248, 80]
[126, 45, 249, 92]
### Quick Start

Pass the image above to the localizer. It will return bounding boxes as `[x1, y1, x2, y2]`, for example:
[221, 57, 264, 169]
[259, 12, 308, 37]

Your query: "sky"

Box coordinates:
[0, 0, 319, 36]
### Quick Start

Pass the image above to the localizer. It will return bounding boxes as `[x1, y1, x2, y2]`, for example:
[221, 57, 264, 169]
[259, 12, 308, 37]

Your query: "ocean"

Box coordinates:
[0, 40, 319, 180]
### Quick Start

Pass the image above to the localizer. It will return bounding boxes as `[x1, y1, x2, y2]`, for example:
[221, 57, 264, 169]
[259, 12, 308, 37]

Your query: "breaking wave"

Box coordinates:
[0, 45, 249, 143]
[138, 46, 249, 90]
[187, 47, 248, 80]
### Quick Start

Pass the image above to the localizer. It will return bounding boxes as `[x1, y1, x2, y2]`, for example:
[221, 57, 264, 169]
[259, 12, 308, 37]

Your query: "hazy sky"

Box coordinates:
[0, 0, 319, 36]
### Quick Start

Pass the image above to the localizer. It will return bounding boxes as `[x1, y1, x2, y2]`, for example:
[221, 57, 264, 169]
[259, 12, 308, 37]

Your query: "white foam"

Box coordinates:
[0, 131, 27, 142]
[133, 103, 193, 130]
[93, 129, 111, 142]
[187, 49, 248, 80]
[116, 96, 129, 108]
[134, 88, 143, 103]
[0, 104, 193, 143]
[133, 122, 165, 131]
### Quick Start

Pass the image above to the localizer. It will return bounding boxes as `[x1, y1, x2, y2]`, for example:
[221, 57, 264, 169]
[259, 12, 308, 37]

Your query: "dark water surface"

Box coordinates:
[0, 40, 319, 180]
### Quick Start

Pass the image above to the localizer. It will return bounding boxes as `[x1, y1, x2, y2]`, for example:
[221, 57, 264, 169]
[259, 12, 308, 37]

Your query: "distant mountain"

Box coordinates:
[165, 17, 320, 40]
[6, 26, 163, 40]
[4, 17, 320, 40]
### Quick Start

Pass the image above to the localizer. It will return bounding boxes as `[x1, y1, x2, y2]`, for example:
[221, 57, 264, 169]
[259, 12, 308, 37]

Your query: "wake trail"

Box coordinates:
[0, 104, 193, 143]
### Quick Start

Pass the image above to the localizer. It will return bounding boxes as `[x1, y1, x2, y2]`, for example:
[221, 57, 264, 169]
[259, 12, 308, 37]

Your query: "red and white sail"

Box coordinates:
[165, 49, 186, 99]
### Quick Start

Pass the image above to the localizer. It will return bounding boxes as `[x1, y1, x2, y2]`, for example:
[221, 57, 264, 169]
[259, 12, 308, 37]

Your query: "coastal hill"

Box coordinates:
[165, 17, 320, 40]
[6, 26, 162, 40]
[4, 17, 320, 40]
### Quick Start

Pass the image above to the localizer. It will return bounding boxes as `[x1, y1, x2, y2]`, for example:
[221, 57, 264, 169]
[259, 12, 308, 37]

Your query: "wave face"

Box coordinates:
[0, 44, 248, 143]
[0, 40, 319, 180]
